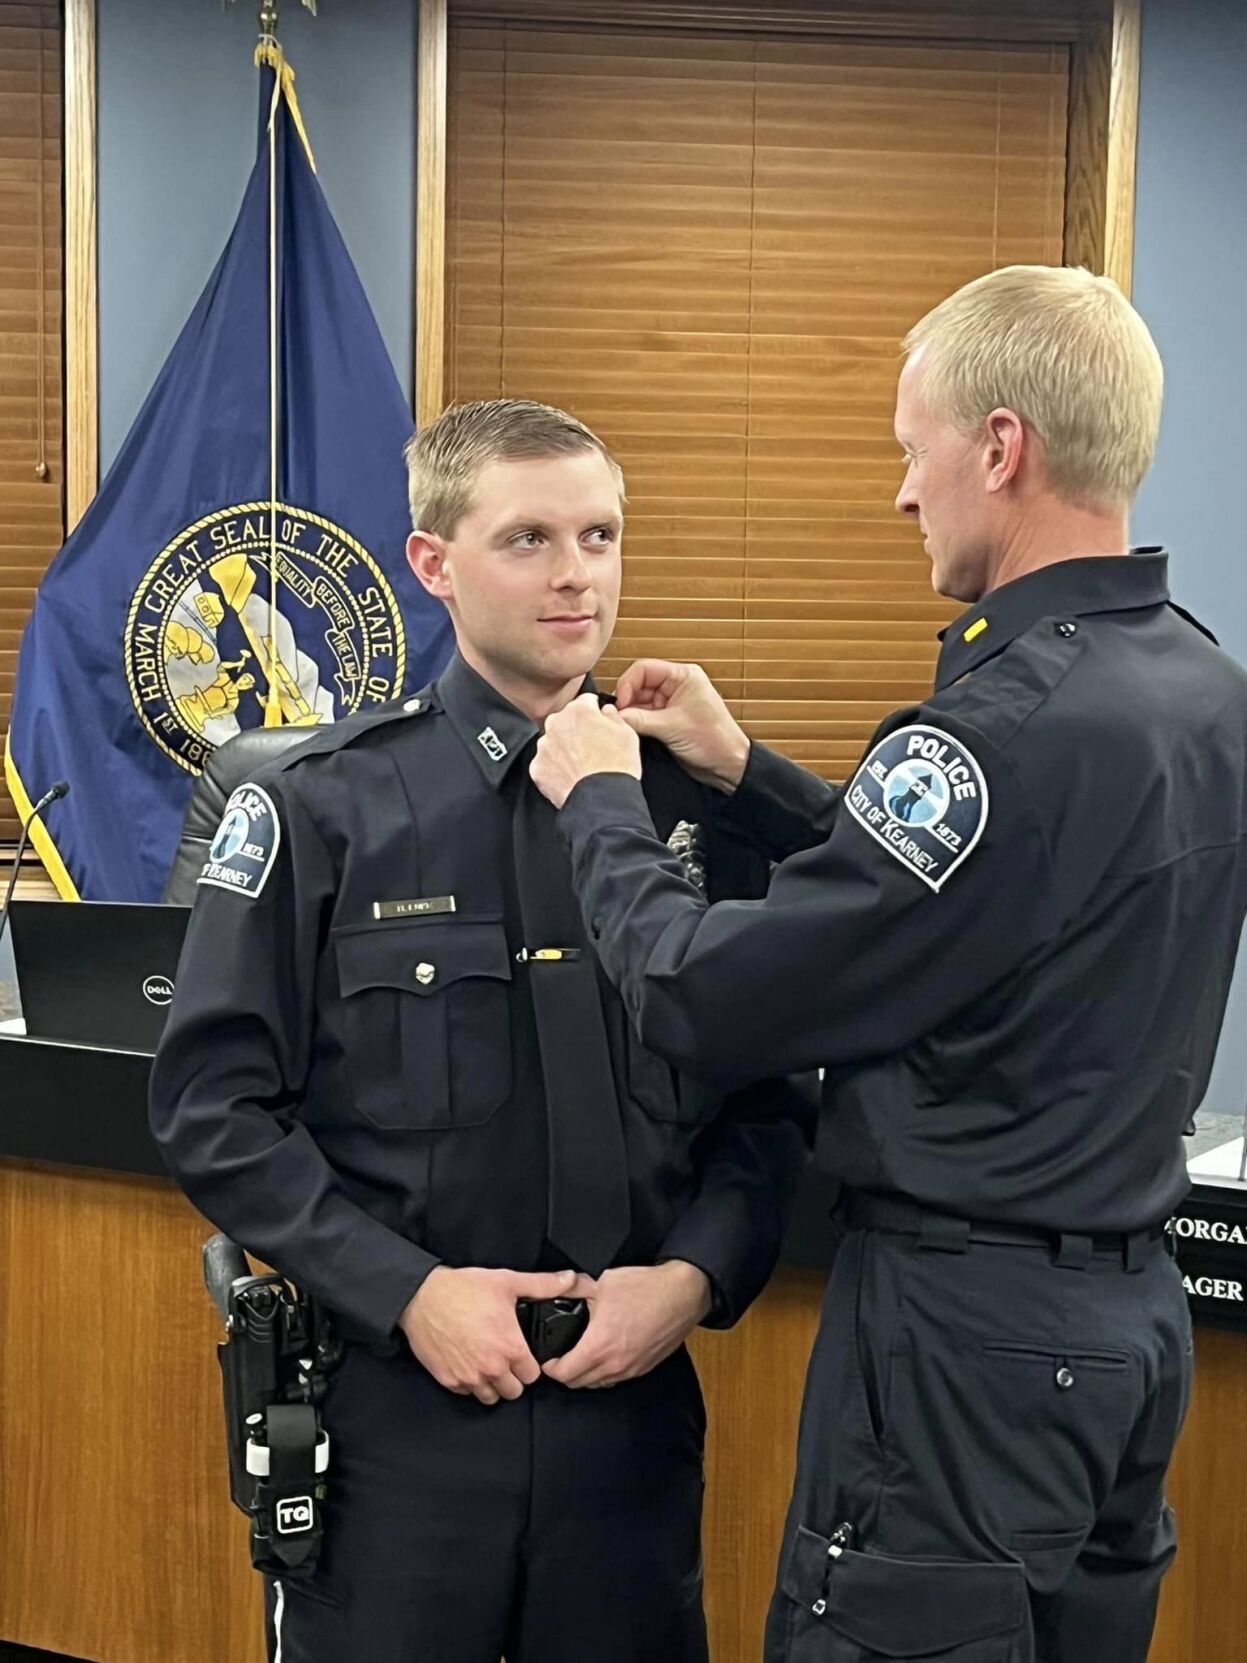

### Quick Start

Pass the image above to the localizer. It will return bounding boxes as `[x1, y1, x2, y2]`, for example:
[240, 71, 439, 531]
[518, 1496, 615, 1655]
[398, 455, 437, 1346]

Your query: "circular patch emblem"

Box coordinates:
[124, 502, 407, 775]
[210, 804, 250, 864]
[882, 758, 950, 828]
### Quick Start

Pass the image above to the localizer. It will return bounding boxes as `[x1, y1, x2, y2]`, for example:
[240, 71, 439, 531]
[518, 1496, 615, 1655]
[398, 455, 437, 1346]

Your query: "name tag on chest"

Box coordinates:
[372, 896, 457, 921]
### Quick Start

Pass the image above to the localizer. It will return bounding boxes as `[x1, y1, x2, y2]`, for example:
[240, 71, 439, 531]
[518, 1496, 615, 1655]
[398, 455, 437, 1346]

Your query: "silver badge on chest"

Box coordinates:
[667, 820, 708, 895]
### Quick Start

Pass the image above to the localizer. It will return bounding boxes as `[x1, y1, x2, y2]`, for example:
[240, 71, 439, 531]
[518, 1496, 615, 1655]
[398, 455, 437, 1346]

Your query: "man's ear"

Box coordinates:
[982, 407, 1026, 495]
[407, 529, 453, 601]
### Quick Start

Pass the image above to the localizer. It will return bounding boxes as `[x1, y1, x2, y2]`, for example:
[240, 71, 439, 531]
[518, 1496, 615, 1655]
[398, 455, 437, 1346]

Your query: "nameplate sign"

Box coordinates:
[1171, 1186, 1247, 1330]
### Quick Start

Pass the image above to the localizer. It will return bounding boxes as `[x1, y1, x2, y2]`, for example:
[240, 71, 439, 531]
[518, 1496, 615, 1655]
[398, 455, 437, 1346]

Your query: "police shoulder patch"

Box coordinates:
[845, 724, 989, 893]
[198, 783, 281, 899]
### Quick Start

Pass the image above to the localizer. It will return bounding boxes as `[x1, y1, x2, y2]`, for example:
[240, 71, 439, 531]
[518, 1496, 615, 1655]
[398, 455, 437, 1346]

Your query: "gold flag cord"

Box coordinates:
[3, 734, 80, 900]
[255, 39, 316, 726]
[255, 40, 317, 173]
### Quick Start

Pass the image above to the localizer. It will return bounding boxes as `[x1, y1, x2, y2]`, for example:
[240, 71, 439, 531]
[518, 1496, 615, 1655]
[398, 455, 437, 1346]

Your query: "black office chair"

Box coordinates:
[163, 726, 312, 904]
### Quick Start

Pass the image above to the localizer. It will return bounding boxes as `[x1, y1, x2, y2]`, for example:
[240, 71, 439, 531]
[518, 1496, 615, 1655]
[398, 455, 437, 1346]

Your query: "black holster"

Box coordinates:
[203, 1234, 341, 1578]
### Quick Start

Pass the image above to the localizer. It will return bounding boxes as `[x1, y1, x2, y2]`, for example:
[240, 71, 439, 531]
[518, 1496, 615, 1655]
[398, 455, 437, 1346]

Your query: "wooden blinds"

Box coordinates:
[0, 1, 62, 841]
[445, 23, 1068, 777]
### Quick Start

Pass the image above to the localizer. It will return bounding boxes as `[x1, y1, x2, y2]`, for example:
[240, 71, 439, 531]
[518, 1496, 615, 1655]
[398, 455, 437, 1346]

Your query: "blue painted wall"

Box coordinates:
[98, 0, 415, 474]
[1131, 0, 1247, 1121]
[1132, 0, 1247, 654]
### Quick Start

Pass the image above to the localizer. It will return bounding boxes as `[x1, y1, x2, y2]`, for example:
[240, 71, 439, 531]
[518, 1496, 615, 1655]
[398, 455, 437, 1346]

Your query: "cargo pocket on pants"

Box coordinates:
[780, 1525, 1028, 1661]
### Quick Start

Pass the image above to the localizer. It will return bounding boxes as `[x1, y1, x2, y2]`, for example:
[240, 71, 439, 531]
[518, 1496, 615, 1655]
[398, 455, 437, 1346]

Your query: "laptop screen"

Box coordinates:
[9, 900, 191, 1053]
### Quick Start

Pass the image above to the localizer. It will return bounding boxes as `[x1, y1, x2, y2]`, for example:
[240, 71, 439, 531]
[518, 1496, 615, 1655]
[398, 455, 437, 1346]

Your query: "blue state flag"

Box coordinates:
[5, 51, 452, 900]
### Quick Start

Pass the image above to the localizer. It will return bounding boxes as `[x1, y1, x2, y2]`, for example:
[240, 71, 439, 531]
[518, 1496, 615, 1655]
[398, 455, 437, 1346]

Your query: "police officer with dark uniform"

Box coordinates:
[149, 400, 810, 1663]
[533, 267, 1246, 1663]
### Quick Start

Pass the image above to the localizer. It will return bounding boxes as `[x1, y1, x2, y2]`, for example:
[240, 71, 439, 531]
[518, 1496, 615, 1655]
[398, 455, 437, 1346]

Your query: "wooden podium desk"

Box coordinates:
[0, 1026, 264, 1663]
[1, 1018, 1245, 1662]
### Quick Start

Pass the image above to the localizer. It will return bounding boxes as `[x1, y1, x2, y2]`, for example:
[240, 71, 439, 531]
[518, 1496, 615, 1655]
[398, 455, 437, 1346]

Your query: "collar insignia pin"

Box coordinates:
[477, 726, 508, 762]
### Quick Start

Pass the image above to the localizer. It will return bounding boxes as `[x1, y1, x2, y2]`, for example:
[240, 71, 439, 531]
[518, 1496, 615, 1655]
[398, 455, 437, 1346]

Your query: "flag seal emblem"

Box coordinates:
[123, 501, 407, 775]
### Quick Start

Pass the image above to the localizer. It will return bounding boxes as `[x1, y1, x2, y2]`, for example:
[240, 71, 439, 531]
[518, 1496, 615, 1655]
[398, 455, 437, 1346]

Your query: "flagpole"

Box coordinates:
[256, 5, 281, 725]
[265, 22, 281, 725]
[250, 3, 319, 727]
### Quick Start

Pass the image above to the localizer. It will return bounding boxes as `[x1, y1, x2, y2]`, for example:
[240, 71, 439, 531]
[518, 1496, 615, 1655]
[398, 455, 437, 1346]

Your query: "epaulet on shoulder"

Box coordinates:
[935, 621, 1081, 752]
[1168, 601, 1219, 646]
[267, 691, 440, 776]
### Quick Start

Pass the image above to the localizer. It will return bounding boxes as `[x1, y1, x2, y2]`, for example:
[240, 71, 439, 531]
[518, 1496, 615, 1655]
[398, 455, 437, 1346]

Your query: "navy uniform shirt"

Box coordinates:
[149, 654, 810, 1342]
[558, 552, 1247, 1235]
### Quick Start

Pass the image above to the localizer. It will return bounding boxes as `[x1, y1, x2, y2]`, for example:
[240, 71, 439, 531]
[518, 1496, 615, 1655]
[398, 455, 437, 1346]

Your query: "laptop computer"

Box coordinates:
[9, 899, 191, 1053]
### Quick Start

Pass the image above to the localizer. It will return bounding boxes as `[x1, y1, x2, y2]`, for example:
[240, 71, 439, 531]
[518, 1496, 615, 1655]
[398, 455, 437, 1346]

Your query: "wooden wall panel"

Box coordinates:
[0, 1161, 265, 1663]
[417, 0, 450, 428]
[1150, 1326, 1247, 1663]
[689, 1268, 824, 1658]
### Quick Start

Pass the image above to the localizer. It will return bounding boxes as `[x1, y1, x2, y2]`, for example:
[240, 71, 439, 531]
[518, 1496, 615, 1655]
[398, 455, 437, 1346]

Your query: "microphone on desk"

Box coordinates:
[0, 780, 70, 953]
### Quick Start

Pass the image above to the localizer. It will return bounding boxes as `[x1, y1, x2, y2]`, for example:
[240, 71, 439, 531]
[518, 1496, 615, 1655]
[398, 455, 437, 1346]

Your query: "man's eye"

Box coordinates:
[513, 531, 543, 549]
[586, 526, 617, 545]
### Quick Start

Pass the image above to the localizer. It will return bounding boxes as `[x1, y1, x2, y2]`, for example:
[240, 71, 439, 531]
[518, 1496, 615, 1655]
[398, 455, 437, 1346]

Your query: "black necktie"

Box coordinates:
[511, 766, 631, 1276]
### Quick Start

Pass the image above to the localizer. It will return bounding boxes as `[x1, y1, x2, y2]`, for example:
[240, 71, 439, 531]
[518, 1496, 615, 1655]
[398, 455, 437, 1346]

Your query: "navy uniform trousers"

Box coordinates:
[764, 1222, 1192, 1663]
[264, 1342, 708, 1663]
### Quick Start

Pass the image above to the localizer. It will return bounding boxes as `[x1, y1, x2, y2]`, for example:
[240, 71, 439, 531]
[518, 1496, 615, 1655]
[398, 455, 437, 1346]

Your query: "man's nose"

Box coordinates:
[552, 541, 593, 592]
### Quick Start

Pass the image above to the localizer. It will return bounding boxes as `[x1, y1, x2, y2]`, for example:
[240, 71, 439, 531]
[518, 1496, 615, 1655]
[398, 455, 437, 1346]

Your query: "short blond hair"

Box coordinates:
[404, 399, 626, 537]
[902, 265, 1163, 507]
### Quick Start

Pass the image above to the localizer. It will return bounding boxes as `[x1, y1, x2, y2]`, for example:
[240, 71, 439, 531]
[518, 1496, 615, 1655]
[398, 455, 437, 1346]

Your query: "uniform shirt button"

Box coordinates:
[1056, 621, 1077, 638]
[1055, 1365, 1075, 1390]
[414, 962, 436, 986]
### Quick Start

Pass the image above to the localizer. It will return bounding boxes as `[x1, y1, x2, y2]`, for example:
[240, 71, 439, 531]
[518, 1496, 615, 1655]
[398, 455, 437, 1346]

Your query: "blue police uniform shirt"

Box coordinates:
[557, 551, 1247, 1235]
[149, 654, 811, 1342]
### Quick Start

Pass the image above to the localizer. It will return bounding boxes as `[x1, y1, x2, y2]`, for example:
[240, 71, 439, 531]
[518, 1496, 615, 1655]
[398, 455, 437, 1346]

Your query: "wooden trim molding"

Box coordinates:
[1065, 0, 1139, 290]
[1103, 0, 1140, 295]
[416, 0, 448, 428]
[447, 1, 1107, 43]
[64, 0, 98, 533]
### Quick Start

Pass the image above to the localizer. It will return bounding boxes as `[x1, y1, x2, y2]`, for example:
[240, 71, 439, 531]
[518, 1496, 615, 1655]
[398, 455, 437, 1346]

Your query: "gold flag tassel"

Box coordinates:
[254, 39, 317, 175]
[255, 36, 317, 727]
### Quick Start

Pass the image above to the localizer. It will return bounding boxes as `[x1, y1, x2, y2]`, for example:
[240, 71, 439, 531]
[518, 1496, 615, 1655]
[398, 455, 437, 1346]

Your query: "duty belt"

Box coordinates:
[838, 1190, 1170, 1273]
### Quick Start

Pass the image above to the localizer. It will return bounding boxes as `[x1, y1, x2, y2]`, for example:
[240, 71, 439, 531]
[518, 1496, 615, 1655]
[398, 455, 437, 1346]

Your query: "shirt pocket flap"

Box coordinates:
[783, 1526, 1027, 1655]
[335, 919, 512, 999]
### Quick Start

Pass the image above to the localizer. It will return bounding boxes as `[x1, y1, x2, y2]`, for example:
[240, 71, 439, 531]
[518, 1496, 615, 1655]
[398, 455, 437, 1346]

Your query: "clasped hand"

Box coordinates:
[399, 1261, 711, 1404]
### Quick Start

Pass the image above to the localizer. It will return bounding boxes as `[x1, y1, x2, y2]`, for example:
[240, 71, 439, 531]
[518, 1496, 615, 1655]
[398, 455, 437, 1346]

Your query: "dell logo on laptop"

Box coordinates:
[142, 975, 174, 1006]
